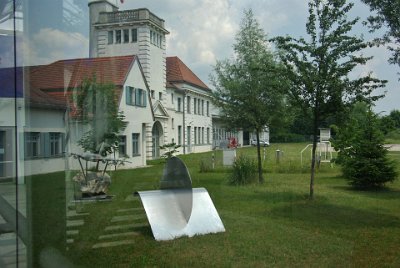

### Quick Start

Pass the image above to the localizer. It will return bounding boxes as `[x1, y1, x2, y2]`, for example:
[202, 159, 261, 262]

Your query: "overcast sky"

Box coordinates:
[1, 0, 398, 114]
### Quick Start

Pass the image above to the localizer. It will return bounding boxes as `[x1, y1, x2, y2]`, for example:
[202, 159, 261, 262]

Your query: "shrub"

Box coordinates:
[228, 155, 257, 185]
[333, 103, 398, 188]
[199, 159, 213, 173]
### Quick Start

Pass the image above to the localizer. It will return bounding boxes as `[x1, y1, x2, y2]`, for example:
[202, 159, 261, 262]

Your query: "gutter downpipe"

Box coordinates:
[182, 90, 187, 154]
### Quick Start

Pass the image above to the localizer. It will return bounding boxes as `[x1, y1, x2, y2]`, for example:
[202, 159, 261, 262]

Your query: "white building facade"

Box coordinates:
[88, 0, 218, 158]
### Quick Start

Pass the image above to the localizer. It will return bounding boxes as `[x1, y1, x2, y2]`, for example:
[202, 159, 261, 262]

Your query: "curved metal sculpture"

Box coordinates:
[136, 157, 225, 241]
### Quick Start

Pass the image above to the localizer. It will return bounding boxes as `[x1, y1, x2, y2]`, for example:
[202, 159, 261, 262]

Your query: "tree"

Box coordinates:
[378, 114, 396, 135]
[332, 102, 397, 188]
[361, 0, 400, 71]
[272, 0, 386, 198]
[388, 110, 400, 128]
[75, 77, 127, 160]
[160, 143, 181, 159]
[211, 9, 286, 183]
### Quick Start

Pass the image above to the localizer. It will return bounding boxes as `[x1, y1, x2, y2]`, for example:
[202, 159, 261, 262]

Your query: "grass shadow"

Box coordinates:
[270, 200, 400, 229]
[331, 185, 400, 200]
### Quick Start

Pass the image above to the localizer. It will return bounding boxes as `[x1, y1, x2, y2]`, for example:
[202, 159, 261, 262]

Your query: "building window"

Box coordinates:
[187, 96, 191, 113]
[25, 132, 40, 158]
[150, 30, 154, 45]
[159, 92, 162, 100]
[172, 118, 175, 129]
[177, 97, 181, 112]
[150, 30, 162, 47]
[193, 98, 197, 114]
[108, 30, 114, 44]
[126, 86, 147, 107]
[178, 126, 182, 145]
[187, 126, 191, 146]
[123, 29, 129, 43]
[118, 135, 127, 157]
[50, 133, 62, 156]
[194, 127, 197, 145]
[198, 99, 201, 114]
[207, 128, 210, 144]
[132, 133, 140, 156]
[131, 28, 137, 42]
[201, 100, 204, 115]
[198, 127, 201, 144]
[116, 29, 121, 44]
[171, 93, 174, 104]
[151, 90, 155, 99]
[202, 127, 205, 144]
[207, 101, 210, 116]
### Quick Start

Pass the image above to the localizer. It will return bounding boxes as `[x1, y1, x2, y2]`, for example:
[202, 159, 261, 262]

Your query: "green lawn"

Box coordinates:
[30, 143, 400, 267]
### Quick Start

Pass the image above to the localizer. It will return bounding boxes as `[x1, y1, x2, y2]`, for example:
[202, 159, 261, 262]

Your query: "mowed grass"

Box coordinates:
[32, 143, 400, 267]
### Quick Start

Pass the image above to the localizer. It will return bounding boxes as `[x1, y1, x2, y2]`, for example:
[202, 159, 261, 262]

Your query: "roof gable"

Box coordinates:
[153, 100, 169, 118]
[166, 56, 210, 91]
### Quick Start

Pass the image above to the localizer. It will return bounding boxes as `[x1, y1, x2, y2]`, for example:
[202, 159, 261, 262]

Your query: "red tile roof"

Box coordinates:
[166, 56, 210, 91]
[27, 87, 67, 110]
[30, 55, 136, 92]
[27, 55, 136, 110]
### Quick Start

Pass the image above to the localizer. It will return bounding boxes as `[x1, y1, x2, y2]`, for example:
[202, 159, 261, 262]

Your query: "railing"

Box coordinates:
[300, 142, 334, 167]
[98, 9, 164, 28]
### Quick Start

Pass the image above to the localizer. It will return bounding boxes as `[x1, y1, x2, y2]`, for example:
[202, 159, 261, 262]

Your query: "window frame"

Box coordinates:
[132, 133, 140, 156]
[49, 132, 62, 157]
[131, 28, 138, 43]
[115, 29, 122, 44]
[123, 29, 129, 43]
[25, 132, 41, 159]
[126, 86, 147, 107]
[108, 30, 114, 44]
[118, 135, 127, 157]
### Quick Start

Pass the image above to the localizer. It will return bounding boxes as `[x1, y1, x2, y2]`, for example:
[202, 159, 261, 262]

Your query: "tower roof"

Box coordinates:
[166, 56, 210, 91]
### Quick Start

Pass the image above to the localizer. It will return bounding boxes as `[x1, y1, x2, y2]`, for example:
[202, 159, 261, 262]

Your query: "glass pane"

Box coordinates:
[1, 0, 226, 266]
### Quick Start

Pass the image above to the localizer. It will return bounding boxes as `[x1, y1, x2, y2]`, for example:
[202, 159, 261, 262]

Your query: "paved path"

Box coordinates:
[0, 183, 27, 268]
[384, 144, 400, 151]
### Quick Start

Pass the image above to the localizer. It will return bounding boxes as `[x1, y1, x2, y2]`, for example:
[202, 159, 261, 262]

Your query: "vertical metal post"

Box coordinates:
[276, 149, 281, 164]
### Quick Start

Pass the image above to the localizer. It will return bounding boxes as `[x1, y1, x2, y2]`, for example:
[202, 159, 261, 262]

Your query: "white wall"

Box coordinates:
[24, 108, 67, 176]
[118, 60, 153, 167]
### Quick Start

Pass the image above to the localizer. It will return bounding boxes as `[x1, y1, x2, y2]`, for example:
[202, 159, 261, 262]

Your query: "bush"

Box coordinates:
[270, 133, 308, 143]
[385, 129, 400, 144]
[333, 103, 398, 188]
[228, 155, 257, 185]
[199, 159, 213, 173]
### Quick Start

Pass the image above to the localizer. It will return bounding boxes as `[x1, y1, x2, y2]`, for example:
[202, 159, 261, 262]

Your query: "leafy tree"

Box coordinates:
[361, 0, 400, 71]
[272, 0, 386, 198]
[332, 102, 397, 188]
[379, 114, 396, 135]
[211, 9, 287, 183]
[75, 77, 127, 159]
[388, 110, 400, 128]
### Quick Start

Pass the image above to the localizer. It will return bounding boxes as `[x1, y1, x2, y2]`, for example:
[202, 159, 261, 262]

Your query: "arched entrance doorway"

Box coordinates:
[152, 121, 163, 158]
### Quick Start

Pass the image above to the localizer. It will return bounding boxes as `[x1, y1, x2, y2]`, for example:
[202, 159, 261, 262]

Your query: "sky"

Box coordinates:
[0, 0, 398, 114]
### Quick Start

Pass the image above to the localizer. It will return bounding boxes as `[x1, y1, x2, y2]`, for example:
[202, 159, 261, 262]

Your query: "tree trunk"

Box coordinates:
[256, 130, 264, 184]
[310, 114, 319, 199]
[310, 136, 317, 199]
